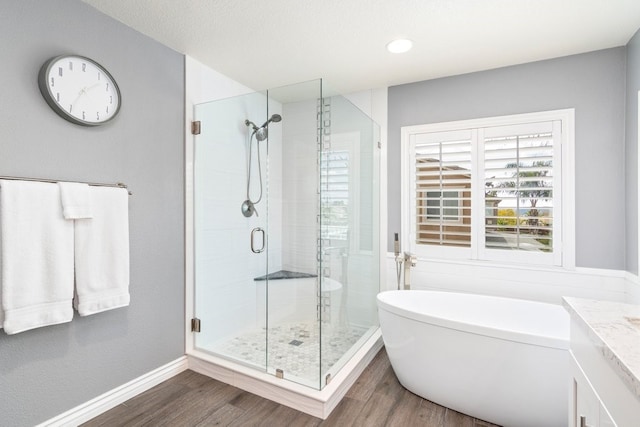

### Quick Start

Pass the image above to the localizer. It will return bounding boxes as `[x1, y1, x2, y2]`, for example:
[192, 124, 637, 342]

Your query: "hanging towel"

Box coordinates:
[0, 214, 3, 329]
[0, 214, 5, 330]
[58, 182, 93, 219]
[0, 180, 75, 334]
[74, 186, 130, 316]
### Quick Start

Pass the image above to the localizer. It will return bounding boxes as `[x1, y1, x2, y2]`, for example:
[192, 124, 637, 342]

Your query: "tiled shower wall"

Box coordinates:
[280, 95, 380, 328]
[281, 100, 319, 275]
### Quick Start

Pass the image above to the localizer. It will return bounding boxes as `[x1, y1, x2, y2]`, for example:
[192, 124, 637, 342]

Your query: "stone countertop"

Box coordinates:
[563, 297, 640, 400]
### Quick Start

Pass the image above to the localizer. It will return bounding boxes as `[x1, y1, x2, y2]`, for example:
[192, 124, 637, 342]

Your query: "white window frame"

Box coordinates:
[401, 109, 575, 269]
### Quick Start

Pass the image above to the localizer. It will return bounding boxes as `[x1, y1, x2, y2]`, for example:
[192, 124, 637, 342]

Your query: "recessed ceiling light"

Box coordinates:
[386, 39, 413, 54]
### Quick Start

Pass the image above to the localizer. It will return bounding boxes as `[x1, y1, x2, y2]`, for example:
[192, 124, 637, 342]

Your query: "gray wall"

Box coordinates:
[388, 48, 627, 270]
[626, 29, 640, 274]
[0, 1, 185, 426]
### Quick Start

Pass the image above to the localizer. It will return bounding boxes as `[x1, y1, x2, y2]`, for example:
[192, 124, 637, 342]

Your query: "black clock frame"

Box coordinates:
[37, 54, 122, 127]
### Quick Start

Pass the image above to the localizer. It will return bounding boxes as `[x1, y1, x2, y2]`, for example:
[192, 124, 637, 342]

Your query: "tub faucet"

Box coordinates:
[403, 252, 417, 290]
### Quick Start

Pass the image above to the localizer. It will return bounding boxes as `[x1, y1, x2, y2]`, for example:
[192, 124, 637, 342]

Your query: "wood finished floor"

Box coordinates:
[82, 348, 500, 427]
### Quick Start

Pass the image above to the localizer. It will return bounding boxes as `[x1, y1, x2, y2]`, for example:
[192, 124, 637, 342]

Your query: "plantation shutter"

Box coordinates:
[403, 110, 569, 266]
[320, 150, 349, 241]
[413, 130, 473, 248]
[481, 121, 560, 261]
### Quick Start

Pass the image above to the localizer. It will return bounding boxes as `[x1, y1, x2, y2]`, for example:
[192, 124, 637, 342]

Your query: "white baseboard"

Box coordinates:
[38, 356, 189, 427]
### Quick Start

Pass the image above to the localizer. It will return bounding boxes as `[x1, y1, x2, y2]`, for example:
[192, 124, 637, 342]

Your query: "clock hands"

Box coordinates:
[84, 82, 101, 92]
[71, 82, 103, 110]
[71, 90, 85, 110]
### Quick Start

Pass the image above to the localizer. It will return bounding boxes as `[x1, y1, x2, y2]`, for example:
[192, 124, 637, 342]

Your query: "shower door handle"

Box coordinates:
[251, 227, 265, 253]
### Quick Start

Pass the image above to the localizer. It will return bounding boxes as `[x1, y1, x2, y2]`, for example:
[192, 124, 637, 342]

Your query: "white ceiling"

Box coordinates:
[81, 0, 640, 94]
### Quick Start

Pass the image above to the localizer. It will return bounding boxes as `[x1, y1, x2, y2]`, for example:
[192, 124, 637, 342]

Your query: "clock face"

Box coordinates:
[38, 55, 121, 126]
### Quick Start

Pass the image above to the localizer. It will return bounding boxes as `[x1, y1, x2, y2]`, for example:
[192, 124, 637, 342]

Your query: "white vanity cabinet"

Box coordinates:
[599, 409, 616, 427]
[564, 298, 640, 427]
[571, 352, 615, 427]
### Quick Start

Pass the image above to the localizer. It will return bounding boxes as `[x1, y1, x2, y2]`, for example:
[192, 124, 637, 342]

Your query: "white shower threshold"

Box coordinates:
[187, 328, 383, 419]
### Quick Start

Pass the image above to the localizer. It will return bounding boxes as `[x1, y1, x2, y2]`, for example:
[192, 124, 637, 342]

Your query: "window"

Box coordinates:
[320, 131, 361, 248]
[401, 110, 574, 267]
[321, 149, 350, 241]
[414, 129, 472, 248]
[483, 124, 555, 255]
[425, 190, 461, 222]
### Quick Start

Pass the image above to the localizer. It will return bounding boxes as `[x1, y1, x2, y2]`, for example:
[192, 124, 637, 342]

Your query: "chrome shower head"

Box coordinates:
[255, 127, 268, 142]
[260, 114, 282, 128]
[248, 114, 282, 141]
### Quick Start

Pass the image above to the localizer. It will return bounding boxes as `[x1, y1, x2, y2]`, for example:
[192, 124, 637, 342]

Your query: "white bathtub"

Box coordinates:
[377, 290, 569, 427]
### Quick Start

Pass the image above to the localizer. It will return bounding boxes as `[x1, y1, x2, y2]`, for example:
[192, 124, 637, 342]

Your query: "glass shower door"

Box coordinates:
[264, 80, 323, 388]
[318, 93, 380, 387]
[193, 91, 271, 371]
[264, 81, 381, 389]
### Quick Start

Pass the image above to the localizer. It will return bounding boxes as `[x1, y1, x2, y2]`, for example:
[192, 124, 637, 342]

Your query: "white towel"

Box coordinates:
[74, 186, 130, 316]
[58, 182, 93, 219]
[0, 180, 75, 334]
[0, 212, 4, 330]
[0, 210, 3, 329]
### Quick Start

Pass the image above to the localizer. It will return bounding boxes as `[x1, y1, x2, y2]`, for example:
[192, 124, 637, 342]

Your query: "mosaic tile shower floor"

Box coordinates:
[213, 322, 366, 384]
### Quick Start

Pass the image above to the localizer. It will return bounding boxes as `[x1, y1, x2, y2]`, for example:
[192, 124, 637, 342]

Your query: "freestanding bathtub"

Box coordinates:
[377, 290, 569, 427]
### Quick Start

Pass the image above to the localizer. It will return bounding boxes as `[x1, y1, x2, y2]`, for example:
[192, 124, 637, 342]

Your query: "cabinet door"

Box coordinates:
[599, 403, 616, 427]
[574, 378, 599, 427]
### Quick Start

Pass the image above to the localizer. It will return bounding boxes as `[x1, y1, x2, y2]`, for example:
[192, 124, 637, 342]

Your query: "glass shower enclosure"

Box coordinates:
[193, 79, 380, 390]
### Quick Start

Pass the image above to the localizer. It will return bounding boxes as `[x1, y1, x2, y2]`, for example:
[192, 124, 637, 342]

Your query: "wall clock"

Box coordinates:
[38, 55, 121, 126]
